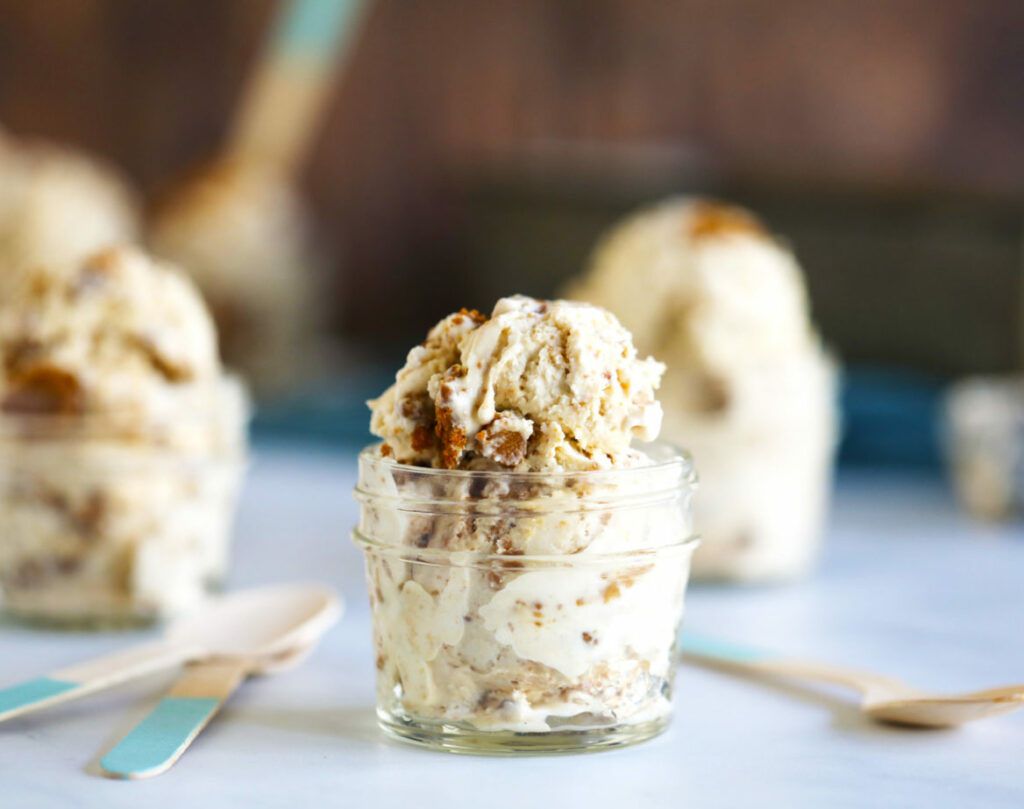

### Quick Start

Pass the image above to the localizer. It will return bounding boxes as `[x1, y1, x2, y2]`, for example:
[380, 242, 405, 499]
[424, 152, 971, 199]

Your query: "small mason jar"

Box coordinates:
[353, 441, 698, 755]
[943, 375, 1024, 521]
[0, 379, 248, 628]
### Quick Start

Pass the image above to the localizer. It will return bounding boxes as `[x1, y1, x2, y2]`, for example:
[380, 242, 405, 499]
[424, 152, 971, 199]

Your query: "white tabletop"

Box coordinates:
[2, 446, 1022, 808]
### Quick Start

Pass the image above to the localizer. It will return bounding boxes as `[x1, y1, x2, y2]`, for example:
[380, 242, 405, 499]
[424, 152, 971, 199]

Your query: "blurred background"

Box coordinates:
[2, 0, 1024, 469]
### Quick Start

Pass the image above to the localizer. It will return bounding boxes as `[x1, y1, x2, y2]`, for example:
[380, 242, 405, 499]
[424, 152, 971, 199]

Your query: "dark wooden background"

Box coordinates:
[2, 0, 1023, 371]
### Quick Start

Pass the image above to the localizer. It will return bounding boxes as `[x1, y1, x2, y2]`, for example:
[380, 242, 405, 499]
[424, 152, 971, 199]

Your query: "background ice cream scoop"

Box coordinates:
[570, 198, 838, 581]
[0, 245, 244, 449]
[0, 132, 139, 298]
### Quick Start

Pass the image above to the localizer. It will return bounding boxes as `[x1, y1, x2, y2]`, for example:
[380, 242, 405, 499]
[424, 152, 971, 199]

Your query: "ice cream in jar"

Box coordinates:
[355, 295, 698, 754]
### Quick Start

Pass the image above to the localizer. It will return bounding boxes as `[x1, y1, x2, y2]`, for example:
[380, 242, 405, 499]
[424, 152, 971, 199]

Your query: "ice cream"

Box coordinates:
[0, 133, 139, 297]
[369, 295, 665, 473]
[148, 158, 318, 392]
[570, 198, 837, 581]
[357, 296, 696, 747]
[0, 246, 247, 625]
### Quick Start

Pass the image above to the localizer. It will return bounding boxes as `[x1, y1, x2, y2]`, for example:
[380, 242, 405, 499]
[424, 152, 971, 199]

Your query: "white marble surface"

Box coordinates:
[2, 446, 1023, 808]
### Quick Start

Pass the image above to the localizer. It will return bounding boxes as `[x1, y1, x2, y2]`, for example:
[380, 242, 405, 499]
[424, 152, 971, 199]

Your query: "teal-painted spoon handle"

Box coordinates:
[0, 642, 189, 724]
[273, 0, 370, 64]
[230, 0, 371, 168]
[679, 633, 774, 665]
[101, 660, 249, 780]
[680, 633, 903, 696]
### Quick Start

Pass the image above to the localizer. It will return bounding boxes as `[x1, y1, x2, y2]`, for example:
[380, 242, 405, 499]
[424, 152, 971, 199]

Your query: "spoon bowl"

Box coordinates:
[863, 685, 1024, 727]
[0, 583, 341, 724]
[680, 634, 1024, 729]
[165, 582, 340, 661]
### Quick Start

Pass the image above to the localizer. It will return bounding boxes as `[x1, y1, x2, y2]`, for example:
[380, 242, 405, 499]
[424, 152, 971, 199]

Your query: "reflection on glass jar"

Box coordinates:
[353, 442, 698, 755]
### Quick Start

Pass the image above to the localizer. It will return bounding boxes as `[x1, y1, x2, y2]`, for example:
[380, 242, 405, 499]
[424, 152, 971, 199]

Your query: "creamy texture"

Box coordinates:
[571, 198, 837, 581]
[359, 296, 694, 734]
[0, 246, 244, 450]
[0, 134, 139, 297]
[149, 158, 317, 392]
[369, 295, 665, 472]
[0, 246, 247, 623]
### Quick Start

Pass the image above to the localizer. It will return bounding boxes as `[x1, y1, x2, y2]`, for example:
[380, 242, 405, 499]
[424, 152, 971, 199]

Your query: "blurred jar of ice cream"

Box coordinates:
[0, 247, 248, 627]
[570, 198, 838, 582]
[943, 376, 1024, 521]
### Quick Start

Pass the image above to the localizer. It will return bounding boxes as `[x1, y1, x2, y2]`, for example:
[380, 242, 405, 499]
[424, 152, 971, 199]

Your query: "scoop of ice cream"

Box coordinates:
[0, 135, 139, 296]
[571, 197, 837, 581]
[571, 198, 815, 375]
[148, 158, 315, 391]
[0, 246, 240, 447]
[369, 295, 665, 471]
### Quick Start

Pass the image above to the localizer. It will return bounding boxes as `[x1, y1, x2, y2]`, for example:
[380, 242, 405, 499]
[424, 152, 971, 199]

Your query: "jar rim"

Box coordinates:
[358, 440, 697, 485]
[0, 374, 249, 446]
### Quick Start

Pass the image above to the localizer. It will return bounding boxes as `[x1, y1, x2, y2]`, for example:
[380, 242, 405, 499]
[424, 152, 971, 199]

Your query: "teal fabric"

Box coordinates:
[0, 677, 76, 717]
[101, 697, 219, 778]
[679, 634, 771, 664]
[276, 0, 365, 60]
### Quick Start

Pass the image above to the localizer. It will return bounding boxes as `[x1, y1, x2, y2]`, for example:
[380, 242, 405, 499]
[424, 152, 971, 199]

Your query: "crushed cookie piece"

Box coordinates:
[400, 394, 430, 421]
[434, 403, 467, 469]
[3, 366, 84, 414]
[476, 412, 533, 467]
[689, 201, 764, 238]
[128, 334, 193, 383]
[411, 423, 436, 453]
[458, 308, 486, 324]
[468, 475, 487, 499]
[694, 373, 730, 413]
[3, 338, 43, 374]
[72, 492, 106, 537]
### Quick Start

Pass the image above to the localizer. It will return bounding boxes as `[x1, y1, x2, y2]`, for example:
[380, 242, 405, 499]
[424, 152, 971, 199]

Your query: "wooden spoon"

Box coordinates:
[229, 0, 371, 173]
[0, 583, 341, 724]
[680, 634, 1024, 728]
[98, 636, 327, 779]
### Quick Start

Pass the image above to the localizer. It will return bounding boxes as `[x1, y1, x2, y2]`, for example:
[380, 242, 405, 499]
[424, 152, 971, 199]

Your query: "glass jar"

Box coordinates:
[0, 379, 248, 628]
[944, 375, 1024, 520]
[353, 442, 698, 755]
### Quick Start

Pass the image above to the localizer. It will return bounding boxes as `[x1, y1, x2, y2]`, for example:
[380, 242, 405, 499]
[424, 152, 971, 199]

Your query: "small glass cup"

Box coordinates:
[0, 379, 248, 628]
[353, 441, 698, 755]
[943, 375, 1024, 520]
